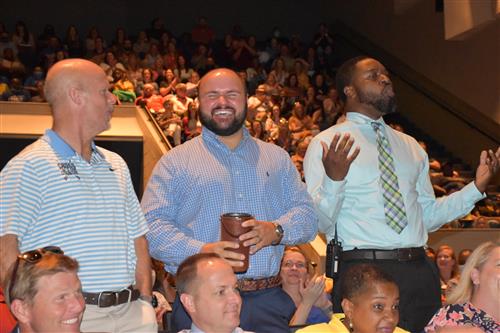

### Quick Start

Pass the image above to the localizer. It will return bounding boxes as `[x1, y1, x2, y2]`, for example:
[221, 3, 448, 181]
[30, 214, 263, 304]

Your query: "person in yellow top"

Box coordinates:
[297, 264, 409, 333]
[112, 68, 136, 103]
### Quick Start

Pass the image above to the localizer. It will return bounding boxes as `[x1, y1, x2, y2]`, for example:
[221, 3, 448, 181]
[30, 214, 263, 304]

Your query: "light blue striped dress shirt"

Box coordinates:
[303, 112, 485, 250]
[141, 127, 318, 278]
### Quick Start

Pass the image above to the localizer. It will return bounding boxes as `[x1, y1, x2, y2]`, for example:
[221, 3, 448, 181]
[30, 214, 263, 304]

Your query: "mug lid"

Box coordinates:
[221, 213, 253, 218]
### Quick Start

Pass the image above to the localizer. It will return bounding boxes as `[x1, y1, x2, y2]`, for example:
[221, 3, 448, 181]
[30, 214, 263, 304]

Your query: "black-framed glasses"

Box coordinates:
[8, 246, 64, 302]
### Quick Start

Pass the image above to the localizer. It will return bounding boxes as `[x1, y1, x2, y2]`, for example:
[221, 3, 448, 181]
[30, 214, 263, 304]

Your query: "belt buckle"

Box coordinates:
[97, 291, 119, 308]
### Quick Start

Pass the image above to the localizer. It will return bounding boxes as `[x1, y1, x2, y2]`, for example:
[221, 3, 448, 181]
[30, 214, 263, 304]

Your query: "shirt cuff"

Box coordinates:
[321, 176, 346, 196]
[187, 239, 206, 256]
[464, 181, 487, 202]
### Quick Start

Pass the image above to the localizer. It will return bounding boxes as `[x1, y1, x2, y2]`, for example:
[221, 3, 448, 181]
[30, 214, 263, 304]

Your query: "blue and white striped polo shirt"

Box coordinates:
[1, 130, 148, 292]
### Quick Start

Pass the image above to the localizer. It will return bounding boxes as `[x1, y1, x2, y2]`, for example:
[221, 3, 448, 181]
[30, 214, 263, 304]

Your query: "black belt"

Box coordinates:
[342, 247, 425, 262]
[83, 285, 140, 307]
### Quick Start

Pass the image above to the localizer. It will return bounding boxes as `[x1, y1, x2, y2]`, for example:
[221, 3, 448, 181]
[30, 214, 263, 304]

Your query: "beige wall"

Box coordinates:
[324, 0, 500, 124]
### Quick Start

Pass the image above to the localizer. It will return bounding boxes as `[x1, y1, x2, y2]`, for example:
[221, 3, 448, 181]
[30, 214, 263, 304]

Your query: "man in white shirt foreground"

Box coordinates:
[176, 253, 252, 333]
[303, 56, 500, 332]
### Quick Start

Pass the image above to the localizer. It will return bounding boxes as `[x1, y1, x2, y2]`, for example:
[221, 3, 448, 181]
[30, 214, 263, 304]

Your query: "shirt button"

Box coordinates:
[235, 170, 240, 175]
[238, 193, 243, 198]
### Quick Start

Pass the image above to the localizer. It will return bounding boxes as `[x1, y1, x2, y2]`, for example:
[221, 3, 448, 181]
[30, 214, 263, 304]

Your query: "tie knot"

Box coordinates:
[371, 122, 382, 131]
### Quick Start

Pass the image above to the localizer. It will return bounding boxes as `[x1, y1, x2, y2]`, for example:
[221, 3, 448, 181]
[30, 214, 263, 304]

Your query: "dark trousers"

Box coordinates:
[172, 286, 295, 333]
[332, 257, 441, 333]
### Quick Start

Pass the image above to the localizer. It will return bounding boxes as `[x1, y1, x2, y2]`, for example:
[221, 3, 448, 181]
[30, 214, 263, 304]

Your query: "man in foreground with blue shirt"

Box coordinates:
[303, 56, 500, 332]
[142, 68, 318, 332]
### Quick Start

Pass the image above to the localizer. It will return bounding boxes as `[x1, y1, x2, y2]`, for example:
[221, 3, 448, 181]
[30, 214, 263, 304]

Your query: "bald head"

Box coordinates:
[199, 68, 246, 97]
[45, 58, 116, 141]
[44, 59, 106, 107]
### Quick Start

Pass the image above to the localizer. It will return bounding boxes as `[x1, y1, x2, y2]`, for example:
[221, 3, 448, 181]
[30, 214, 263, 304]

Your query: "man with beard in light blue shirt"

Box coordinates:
[142, 68, 318, 333]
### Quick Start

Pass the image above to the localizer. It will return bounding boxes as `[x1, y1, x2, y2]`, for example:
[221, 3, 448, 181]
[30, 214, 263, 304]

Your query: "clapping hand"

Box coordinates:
[299, 274, 326, 307]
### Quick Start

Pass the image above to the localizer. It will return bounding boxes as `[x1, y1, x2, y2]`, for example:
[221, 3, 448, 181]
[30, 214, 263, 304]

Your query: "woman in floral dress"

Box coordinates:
[425, 241, 499, 333]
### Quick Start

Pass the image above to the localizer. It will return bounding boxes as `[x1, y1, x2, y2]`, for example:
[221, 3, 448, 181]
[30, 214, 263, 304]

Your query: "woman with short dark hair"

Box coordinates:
[297, 264, 409, 333]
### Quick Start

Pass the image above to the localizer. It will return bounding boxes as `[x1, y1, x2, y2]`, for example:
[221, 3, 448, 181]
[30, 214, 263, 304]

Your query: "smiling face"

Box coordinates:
[182, 259, 242, 333]
[280, 251, 308, 286]
[349, 58, 397, 118]
[198, 68, 247, 136]
[437, 248, 456, 272]
[345, 281, 400, 333]
[165, 68, 174, 81]
[23, 272, 85, 332]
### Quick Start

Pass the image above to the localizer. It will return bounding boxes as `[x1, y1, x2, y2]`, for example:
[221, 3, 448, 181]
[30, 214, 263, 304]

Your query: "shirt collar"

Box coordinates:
[44, 129, 100, 159]
[189, 324, 204, 333]
[201, 126, 251, 153]
[346, 112, 386, 126]
[190, 323, 243, 333]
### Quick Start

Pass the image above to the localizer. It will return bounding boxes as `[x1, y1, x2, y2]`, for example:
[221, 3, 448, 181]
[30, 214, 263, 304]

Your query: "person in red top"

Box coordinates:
[135, 83, 165, 113]
[0, 287, 17, 333]
[191, 17, 215, 45]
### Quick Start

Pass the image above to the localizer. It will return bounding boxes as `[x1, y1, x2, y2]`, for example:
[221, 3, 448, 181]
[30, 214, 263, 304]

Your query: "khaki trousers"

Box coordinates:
[81, 299, 157, 333]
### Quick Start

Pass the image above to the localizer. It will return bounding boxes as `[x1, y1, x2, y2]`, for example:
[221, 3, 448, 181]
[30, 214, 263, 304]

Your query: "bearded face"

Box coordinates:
[198, 69, 248, 137]
[354, 83, 397, 115]
[199, 102, 247, 136]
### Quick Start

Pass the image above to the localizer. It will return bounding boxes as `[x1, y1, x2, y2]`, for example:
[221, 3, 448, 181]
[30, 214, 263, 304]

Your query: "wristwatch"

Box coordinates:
[271, 222, 284, 245]
[139, 295, 158, 307]
[139, 295, 152, 303]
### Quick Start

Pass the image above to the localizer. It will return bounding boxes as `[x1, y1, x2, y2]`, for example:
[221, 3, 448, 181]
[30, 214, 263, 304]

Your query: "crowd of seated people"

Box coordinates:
[0, 18, 497, 222]
[0, 19, 342, 144]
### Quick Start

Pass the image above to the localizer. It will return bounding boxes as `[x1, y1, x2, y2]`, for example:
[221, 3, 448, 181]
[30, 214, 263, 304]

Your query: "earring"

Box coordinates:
[348, 319, 354, 332]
